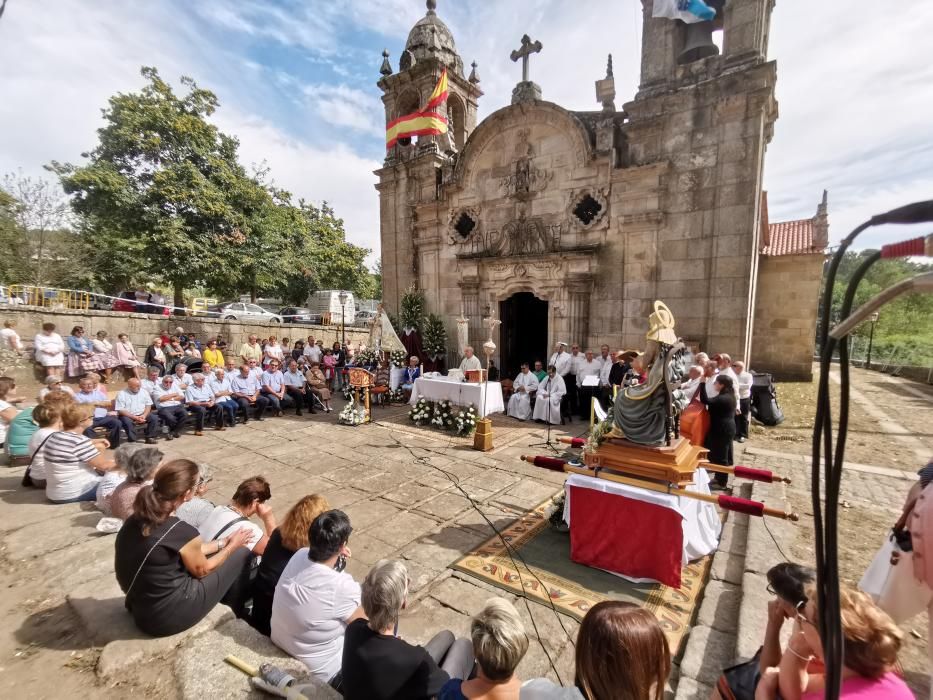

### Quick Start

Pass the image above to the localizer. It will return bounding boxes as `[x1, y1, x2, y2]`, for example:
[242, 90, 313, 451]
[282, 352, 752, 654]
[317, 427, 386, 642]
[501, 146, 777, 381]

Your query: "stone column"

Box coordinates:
[568, 276, 594, 347]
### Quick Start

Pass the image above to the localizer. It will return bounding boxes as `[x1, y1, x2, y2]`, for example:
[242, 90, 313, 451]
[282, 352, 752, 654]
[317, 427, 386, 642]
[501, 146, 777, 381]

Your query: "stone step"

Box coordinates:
[66, 575, 234, 680]
[175, 618, 341, 699]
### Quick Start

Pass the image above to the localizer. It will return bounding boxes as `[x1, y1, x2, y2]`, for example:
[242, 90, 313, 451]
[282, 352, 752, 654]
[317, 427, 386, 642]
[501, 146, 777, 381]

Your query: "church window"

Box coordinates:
[454, 212, 476, 239]
[573, 194, 603, 226]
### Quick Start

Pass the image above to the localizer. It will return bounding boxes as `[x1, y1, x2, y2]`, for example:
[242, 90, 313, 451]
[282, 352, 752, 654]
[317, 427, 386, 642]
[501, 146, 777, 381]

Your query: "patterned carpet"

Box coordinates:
[452, 496, 714, 656]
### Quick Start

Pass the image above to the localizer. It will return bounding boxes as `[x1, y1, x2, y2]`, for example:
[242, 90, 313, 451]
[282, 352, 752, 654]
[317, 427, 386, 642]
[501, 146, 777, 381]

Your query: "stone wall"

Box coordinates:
[752, 254, 823, 380]
[0, 306, 370, 359]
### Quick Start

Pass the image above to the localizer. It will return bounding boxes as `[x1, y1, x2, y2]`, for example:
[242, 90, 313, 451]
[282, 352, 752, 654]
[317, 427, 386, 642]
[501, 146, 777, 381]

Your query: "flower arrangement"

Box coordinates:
[338, 402, 368, 426]
[341, 382, 354, 401]
[407, 398, 477, 436]
[454, 404, 478, 436]
[400, 287, 426, 331]
[422, 313, 448, 359]
[387, 387, 406, 404]
[408, 397, 431, 425]
[545, 492, 569, 532]
[390, 350, 407, 368]
[355, 348, 378, 367]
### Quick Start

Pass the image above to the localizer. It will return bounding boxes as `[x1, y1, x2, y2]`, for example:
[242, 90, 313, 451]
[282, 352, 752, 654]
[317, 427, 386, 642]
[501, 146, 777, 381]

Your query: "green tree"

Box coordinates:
[0, 190, 30, 284]
[51, 67, 253, 307]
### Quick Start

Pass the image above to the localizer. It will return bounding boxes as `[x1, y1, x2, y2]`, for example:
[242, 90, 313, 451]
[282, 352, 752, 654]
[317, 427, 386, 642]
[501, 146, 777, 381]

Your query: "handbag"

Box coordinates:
[716, 648, 762, 700]
[859, 531, 932, 623]
[21, 432, 56, 488]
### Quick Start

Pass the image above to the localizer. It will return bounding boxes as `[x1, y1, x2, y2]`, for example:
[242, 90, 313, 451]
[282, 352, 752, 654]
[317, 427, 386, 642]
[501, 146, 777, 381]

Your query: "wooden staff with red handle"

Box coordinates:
[520, 455, 798, 521]
[554, 438, 791, 484]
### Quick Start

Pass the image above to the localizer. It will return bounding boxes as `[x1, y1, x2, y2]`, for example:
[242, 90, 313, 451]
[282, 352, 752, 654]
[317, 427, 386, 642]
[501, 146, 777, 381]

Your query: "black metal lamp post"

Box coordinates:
[866, 311, 880, 368]
[338, 291, 348, 348]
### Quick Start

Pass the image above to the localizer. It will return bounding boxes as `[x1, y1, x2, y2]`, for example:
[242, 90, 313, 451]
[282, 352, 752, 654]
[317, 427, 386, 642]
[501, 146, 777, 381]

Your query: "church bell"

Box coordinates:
[677, 0, 725, 65]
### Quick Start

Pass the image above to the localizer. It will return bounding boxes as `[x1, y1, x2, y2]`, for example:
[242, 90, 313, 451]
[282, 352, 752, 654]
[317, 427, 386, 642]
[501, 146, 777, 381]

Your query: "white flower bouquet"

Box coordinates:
[339, 402, 368, 426]
[390, 350, 407, 368]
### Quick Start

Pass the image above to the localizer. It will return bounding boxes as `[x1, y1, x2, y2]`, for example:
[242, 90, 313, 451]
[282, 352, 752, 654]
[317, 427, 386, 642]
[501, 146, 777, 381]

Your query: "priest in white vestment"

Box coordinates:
[459, 345, 483, 372]
[533, 365, 565, 424]
[507, 363, 538, 421]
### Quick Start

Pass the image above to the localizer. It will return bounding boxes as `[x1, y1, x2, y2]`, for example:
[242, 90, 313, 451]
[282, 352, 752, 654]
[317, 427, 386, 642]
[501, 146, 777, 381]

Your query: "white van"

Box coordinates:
[307, 290, 356, 325]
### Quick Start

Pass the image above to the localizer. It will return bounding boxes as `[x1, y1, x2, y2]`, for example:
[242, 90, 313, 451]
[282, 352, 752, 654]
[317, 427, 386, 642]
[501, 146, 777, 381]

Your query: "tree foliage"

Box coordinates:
[50, 66, 376, 307]
[827, 250, 933, 365]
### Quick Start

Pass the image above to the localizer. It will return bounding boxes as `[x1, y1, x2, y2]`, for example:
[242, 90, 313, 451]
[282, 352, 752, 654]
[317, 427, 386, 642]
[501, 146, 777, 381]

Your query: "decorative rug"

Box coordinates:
[451, 496, 714, 656]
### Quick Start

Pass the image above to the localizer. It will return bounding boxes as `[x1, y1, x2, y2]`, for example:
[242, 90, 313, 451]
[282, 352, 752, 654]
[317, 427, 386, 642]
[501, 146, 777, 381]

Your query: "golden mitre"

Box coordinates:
[646, 300, 677, 345]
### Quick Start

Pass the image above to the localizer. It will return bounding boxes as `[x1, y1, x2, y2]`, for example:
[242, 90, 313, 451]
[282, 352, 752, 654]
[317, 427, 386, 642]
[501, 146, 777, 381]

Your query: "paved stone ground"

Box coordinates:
[0, 365, 929, 698]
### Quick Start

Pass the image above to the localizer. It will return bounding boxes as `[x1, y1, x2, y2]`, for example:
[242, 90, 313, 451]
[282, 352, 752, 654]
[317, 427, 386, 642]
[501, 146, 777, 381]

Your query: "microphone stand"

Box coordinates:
[528, 374, 560, 453]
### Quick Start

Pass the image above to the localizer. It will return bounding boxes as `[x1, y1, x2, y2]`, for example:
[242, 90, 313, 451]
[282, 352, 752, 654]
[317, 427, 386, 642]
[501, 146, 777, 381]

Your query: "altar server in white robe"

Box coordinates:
[507, 363, 538, 421]
[533, 365, 566, 424]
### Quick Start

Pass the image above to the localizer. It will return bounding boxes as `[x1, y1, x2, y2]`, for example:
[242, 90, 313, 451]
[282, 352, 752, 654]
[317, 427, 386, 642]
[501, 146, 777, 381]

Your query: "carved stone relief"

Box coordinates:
[462, 215, 563, 257]
[567, 188, 609, 231]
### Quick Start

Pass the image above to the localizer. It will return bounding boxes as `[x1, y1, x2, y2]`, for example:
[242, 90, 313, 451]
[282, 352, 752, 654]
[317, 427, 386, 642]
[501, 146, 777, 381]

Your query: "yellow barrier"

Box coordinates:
[9, 285, 90, 310]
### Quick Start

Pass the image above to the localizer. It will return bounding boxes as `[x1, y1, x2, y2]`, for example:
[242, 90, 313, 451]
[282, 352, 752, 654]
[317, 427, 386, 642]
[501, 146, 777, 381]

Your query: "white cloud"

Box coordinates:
[300, 83, 385, 136]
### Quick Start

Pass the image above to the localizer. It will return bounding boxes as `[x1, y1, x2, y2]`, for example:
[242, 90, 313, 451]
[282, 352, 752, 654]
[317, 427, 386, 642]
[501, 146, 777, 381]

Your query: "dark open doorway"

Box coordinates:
[499, 292, 549, 379]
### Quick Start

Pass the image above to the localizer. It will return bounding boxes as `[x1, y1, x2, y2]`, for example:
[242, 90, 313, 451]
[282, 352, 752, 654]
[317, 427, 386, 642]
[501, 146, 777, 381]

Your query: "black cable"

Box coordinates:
[370, 416, 572, 684]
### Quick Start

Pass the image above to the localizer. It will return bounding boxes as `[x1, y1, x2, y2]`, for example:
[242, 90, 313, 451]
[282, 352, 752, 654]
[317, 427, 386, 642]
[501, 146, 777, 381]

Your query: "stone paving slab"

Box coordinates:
[176, 619, 340, 699]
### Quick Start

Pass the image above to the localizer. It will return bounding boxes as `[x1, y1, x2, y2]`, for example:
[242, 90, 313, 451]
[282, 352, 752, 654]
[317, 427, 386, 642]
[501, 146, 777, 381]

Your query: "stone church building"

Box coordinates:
[376, 0, 823, 380]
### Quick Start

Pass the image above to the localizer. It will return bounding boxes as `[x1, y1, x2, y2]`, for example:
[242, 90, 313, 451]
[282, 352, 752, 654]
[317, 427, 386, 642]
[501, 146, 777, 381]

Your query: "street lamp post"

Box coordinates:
[338, 291, 348, 348]
[866, 311, 880, 368]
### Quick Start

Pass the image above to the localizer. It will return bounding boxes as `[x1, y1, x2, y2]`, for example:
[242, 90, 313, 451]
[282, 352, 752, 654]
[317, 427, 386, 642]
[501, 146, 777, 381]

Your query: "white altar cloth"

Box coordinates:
[408, 377, 505, 418]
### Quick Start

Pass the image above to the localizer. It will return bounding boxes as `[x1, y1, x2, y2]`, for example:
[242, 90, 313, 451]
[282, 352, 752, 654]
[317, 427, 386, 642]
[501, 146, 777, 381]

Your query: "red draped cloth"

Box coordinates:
[568, 484, 685, 588]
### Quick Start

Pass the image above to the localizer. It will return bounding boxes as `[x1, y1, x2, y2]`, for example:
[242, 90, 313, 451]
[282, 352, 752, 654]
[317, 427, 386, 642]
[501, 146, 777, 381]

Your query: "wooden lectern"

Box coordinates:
[347, 367, 374, 423]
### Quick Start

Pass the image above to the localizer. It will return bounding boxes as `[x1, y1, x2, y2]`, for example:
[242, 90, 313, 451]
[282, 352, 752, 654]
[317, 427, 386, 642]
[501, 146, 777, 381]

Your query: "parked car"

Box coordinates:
[355, 310, 378, 326]
[206, 301, 283, 324]
[111, 291, 171, 316]
[279, 307, 323, 325]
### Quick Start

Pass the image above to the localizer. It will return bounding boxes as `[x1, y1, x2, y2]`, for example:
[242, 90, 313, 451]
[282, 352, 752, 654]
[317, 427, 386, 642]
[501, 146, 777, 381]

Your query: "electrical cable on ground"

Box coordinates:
[370, 415, 577, 684]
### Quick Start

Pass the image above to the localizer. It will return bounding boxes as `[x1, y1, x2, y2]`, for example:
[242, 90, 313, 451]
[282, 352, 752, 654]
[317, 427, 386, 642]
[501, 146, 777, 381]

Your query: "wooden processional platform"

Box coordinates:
[583, 437, 708, 486]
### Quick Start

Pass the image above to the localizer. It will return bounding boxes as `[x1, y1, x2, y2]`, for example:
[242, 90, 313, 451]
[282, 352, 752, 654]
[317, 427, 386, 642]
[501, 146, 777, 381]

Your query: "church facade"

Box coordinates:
[376, 1, 815, 378]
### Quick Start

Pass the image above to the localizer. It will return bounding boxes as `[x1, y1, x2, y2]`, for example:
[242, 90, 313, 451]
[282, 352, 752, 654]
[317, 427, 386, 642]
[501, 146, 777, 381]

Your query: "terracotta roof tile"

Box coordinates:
[761, 218, 824, 256]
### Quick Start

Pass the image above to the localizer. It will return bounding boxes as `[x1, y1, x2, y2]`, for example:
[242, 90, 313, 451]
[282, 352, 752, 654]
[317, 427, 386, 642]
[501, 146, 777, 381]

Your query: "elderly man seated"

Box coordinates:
[230, 363, 269, 423]
[171, 362, 193, 392]
[261, 359, 288, 416]
[185, 372, 219, 435]
[75, 376, 124, 447]
[152, 374, 188, 440]
[114, 378, 161, 444]
[341, 560, 474, 700]
[507, 363, 538, 422]
[208, 368, 238, 430]
[283, 359, 311, 416]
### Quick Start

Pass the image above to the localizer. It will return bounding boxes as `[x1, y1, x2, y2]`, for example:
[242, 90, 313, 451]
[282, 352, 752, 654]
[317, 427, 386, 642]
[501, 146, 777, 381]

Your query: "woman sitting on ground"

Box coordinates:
[24, 400, 66, 489]
[95, 443, 143, 516]
[249, 493, 331, 637]
[342, 559, 475, 700]
[523, 601, 669, 700]
[438, 597, 529, 700]
[755, 583, 912, 699]
[197, 476, 276, 556]
[110, 446, 164, 520]
[305, 361, 333, 412]
[271, 509, 365, 683]
[44, 404, 117, 504]
[114, 459, 253, 637]
[175, 463, 216, 529]
[0, 376, 21, 450]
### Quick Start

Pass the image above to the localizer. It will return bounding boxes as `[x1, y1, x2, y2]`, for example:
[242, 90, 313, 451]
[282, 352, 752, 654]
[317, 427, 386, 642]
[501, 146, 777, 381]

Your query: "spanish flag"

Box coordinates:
[386, 69, 450, 149]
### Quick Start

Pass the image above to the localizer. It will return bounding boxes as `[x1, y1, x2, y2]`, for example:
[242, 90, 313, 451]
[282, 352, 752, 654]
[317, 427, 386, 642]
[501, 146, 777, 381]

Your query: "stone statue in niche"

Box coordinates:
[500, 157, 550, 201]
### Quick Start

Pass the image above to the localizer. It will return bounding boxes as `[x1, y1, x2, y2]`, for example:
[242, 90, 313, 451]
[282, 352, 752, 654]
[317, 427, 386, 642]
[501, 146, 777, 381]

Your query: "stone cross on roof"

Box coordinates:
[510, 34, 543, 83]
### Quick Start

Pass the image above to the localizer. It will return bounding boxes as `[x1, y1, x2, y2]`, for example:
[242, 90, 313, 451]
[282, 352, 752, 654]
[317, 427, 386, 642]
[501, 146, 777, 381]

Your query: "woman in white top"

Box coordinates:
[44, 403, 116, 503]
[263, 336, 284, 369]
[0, 320, 24, 353]
[91, 330, 118, 384]
[0, 377, 21, 448]
[33, 322, 65, 378]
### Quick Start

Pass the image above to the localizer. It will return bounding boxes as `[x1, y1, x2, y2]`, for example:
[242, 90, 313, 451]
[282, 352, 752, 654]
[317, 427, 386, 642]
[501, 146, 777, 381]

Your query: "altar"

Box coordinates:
[407, 376, 505, 418]
[562, 470, 721, 587]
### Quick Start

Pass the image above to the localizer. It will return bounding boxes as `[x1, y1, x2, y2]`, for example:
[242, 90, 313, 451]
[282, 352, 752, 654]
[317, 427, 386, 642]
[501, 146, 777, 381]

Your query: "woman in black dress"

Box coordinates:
[698, 374, 737, 488]
[114, 459, 252, 636]
[248, 493, 330, 636]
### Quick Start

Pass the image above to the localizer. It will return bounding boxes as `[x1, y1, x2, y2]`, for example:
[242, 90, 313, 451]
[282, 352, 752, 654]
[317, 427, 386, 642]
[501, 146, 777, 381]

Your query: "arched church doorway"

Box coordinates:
[499, 292, 548, 379]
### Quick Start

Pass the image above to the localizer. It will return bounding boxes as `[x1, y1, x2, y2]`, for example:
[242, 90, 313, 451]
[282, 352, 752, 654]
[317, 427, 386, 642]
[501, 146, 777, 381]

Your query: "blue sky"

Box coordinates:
[1, 0, 931, 265]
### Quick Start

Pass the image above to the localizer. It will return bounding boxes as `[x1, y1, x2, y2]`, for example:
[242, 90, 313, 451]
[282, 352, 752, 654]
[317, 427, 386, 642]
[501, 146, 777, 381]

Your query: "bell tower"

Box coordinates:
[375, 0, 482, 312]
[622, 0, 778, 361]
